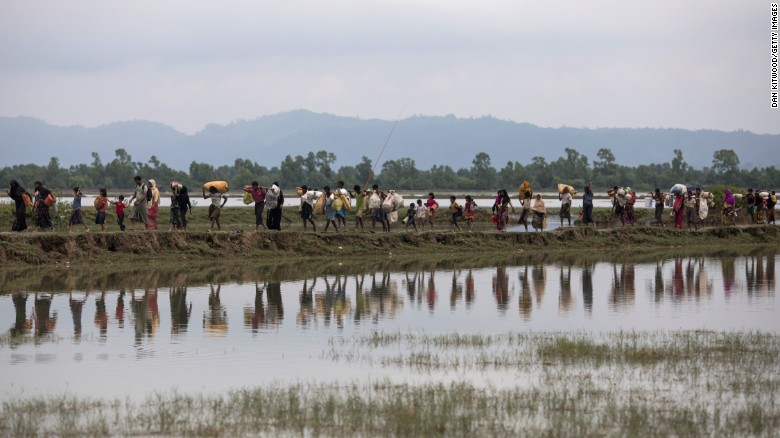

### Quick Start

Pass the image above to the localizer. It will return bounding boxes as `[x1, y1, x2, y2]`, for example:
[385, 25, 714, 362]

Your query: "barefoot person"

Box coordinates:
[559, 187, 572, 227]
[128, 176, 148, 231]
[242, 181, 267, 231]
[581, 182, 594, 227]
[203, 186, 228, 231]
[299, 185, 316, 232]
[68, 187, 89, 233]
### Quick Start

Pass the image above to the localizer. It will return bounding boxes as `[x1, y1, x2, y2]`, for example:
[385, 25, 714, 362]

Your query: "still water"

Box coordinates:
[1, 253, 777, 400]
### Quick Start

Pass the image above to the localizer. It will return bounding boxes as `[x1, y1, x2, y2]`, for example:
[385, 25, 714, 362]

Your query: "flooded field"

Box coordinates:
[1, 252, 778, 435]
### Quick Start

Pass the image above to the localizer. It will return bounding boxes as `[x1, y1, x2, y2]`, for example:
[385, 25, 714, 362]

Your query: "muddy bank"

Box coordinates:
[1, 225, 779, 266]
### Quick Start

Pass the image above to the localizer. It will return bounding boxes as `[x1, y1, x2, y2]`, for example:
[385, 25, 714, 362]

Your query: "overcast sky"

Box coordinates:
[0, 0, 776, 134]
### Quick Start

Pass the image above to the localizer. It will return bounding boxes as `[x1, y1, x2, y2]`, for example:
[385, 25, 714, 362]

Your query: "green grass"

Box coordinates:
[2, 331, 778, 437]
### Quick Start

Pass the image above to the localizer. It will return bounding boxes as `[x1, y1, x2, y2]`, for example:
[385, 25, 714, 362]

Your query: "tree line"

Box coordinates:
[1, 147, 777, 193]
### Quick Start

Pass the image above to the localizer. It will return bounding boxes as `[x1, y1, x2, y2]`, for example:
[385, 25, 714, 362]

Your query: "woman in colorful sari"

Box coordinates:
[673, 191, 685, 229]
[492, 189, 514, 231]
[147, 179, 160, 230]
[722, 189, 736, 226]
[531, 194, 547, 232]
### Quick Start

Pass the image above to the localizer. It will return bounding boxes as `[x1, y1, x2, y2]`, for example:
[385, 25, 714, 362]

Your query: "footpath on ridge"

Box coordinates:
[1, 225, 778, 266]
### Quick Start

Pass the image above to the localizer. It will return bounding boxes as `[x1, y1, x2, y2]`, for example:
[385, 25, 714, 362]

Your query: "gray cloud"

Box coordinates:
[0, 0, 775, 135]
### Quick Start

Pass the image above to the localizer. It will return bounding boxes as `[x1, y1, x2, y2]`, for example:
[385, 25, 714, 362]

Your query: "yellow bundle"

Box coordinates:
[203, 181, 229, 193]
[557, 183, 577, 196]
[518, 180, 532, 198]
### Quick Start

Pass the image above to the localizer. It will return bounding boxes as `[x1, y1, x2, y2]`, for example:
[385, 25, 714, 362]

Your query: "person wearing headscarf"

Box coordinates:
[266, 182, 283, 231]
[6, 180, 29, 232]
[623, 187, 637, 225]
[492, 189, 514, 232]
[147, 179, 160, 230]
[171, 182, 192, 230]
[32, 181, 53, 230]
[673, 190, 685, 229]
[722, 189, 736, 226]
[531, 193, 547, 231]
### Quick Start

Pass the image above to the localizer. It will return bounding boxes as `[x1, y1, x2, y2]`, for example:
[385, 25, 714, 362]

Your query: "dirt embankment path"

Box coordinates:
[1, 225, 778, 266]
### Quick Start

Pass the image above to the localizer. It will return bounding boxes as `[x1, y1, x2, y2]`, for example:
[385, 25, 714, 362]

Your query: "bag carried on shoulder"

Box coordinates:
[21, 192, 32, 207]
[242, 191, 253, 205]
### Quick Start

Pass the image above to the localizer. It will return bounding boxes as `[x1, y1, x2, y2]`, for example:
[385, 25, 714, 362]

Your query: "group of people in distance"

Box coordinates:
[5, 176, 194, 233]
[6, 177, 778, 233]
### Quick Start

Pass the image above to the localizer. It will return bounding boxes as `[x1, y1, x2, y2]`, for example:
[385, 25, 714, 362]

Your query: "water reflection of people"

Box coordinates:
[672, 258, 684, 296]
[10, 293, 31, 337]
[116, 290, 126, 329]
[492, 266, 510, 312]
[721, 256, 736, 296]
[404, 272, 418, 301]
[94, 292, 108, 340]
[170, 287, 192, 336]
[132, 289, 160, 344]
[465, 270, 475, 308]
[69, 292, 87, 340]
[518, 266, 533, 322]
[532, 264, 546, 307]
[653, 262, 664, 303]
[426, 271, 437, 312]
[34, 293, 57, 339]
[558, 266, 573, 314]
[203, 284, 228, 337]
[610, 263, 635, 309]
[450, 270, 463, 310]
[581, 263, 593, 315]
[266, 282, 285, 327]
[691, 258, 712, 298]
[360, 272, 404, 321]
[297, 278, 317, 328]
[746, 255, 775, 295]
[245, 283, 266, 332]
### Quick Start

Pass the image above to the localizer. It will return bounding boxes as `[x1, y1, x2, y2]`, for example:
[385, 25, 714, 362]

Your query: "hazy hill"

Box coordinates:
[1, 110, 777, 170]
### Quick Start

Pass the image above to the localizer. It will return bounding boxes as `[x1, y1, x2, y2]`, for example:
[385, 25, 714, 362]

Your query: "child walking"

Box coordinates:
[426, 192, 439, 230]
[405, 203, 417, 233]
[416, 199, 427, 231]
[109, 195, 127, 231]
[463, 195, 477, 231]
[94, 188, 108, 232]
[448, 196, 462, 231]
[68, 187, 89, 233]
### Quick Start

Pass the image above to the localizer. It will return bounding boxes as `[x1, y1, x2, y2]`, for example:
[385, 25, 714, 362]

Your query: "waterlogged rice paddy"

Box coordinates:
[0, 253, 778, 436]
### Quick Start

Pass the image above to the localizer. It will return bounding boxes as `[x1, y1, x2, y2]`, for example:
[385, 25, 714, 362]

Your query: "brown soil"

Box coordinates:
[1, 225, 778, 266]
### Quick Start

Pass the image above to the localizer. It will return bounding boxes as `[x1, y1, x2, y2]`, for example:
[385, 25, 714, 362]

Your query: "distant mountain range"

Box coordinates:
[1, 110, 778, 171]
